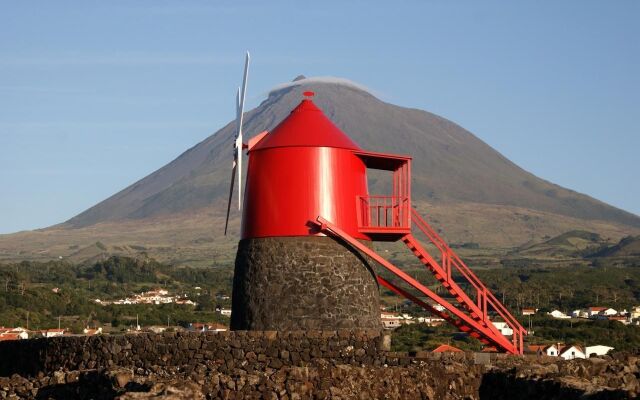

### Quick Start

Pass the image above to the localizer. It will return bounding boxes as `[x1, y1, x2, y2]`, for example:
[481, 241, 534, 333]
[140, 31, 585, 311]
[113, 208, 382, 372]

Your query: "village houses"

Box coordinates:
[528, 343, 613, 359]
[40, 328, 66, 338]
[568, 306, 633, 324]
[94, 289, 197, 307]
[0, 327, 29, 341]
[380, 311, 403, 329]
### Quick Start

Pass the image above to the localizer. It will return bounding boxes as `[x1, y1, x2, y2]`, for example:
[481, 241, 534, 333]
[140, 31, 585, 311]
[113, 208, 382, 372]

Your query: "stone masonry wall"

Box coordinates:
[0, 330, 385, 378]
[231, 236, 381, 330]
[1, 332, 639, 399]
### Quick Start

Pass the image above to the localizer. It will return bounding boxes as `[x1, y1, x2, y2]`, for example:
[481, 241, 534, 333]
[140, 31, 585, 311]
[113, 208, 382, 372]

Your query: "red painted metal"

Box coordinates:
[250, 99, 360, 151]
[313, 216, 523, 354]
[247, 130, 269, 151]
[354, 151, 411, 241]
[240, 93, 526, 353]
[242, 97, 368, 240]
[357, 196, 410, 232]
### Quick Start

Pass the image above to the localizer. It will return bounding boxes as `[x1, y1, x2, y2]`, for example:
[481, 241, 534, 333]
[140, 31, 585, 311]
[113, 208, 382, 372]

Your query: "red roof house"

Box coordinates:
[432, 344, 463, 353]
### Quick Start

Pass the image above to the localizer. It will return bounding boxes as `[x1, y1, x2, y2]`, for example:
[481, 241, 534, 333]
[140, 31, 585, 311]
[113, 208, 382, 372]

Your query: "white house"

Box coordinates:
[42, 329, 65, 338]
[83, 327, 102, 336]
[630, 306, 640, 319]
[548, 310, 571, 319]
[381, 312, 402, 329]
[602, 308, 618, 316]
[0, 327, 29, 340]
[218, 308, 232, 317]
[544, 344, 559, 357]
[559, 345, 586, 360]
[492, 321, 513, 336]
[571, 309, 589, 319]
[146, 326, 167, 334]
[16, 331, 28, 340]
[585, 345, 614, 357]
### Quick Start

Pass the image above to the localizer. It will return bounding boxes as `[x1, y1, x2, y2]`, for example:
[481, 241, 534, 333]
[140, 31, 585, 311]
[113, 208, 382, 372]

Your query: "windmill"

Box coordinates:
[221, 56, 525, 353]
[224, 52, 250, 235]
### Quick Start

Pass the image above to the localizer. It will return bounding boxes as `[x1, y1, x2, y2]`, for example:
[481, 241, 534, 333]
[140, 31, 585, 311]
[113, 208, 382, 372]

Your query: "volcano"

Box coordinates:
[1, 77, 638, 264]
[67, 77, 640, 229]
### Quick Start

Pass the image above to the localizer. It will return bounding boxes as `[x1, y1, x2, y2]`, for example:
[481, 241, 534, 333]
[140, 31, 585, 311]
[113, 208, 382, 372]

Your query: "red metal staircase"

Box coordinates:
[314, 206, 526, 355]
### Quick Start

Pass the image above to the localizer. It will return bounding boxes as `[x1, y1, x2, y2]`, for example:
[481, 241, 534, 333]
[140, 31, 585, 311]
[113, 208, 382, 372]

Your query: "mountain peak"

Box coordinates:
[64, 79, 640, 235]
[269, 76, 374, 97]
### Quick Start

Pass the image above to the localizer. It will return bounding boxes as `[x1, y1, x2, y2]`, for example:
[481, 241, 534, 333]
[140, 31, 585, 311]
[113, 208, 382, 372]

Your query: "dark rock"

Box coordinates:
[231, 236, 381, 331]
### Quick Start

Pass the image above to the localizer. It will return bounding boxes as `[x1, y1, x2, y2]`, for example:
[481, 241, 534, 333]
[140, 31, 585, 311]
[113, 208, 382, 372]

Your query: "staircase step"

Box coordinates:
[398, 225, 524, 354]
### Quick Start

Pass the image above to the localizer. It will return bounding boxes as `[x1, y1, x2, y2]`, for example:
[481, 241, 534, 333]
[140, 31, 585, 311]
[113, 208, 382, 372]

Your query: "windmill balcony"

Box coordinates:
[357, 195, 411, 240]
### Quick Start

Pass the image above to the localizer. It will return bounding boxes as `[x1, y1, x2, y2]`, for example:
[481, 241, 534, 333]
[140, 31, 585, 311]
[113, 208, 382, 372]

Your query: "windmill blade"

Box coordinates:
[236, 87, 241, 131]
[236, 52, 249, 210]
[224, 160, 237, 236]
[238, 52, 250, 131]
[237, 135, 242, 210]
[235, 87, 242, 211]
[224, 88, 242, 236]
[224, 51, 250, 234]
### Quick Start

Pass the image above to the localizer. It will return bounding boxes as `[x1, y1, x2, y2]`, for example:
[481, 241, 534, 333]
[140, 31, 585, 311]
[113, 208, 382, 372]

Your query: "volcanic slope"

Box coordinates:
[1, 77, 638, 264]
[67, 78, 640, 229]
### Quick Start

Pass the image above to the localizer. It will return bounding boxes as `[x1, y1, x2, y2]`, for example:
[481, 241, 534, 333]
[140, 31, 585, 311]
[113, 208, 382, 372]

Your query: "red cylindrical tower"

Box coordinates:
[231, 93, 381, 331]
[241, 95, 369, 240]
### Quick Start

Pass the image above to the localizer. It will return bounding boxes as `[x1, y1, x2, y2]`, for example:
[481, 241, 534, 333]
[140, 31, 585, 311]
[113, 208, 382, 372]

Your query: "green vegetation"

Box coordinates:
[524, 314, 640, 351]
[3, 242, 640, 353]
[0, 256, 233, 333]
[476, 265, 640, 312]
[386, 263, 640, 352]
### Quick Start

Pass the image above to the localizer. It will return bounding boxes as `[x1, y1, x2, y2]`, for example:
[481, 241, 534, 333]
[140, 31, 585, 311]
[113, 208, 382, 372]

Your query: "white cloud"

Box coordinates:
[268, 76, 377, 96]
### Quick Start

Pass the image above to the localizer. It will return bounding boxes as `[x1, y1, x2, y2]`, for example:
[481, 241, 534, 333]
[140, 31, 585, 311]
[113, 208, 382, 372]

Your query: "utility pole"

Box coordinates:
[58, 316, 61, 330]
[26, 311, 29, 330]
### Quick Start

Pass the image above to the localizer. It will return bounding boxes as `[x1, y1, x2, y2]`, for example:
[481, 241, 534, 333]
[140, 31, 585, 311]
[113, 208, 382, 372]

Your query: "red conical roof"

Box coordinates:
[251, 94, 361, 151]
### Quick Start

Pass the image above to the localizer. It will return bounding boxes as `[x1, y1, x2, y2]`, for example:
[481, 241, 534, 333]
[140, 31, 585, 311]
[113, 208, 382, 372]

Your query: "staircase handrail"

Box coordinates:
[314, 216, 520, 354]
[410, 208, 526, 336]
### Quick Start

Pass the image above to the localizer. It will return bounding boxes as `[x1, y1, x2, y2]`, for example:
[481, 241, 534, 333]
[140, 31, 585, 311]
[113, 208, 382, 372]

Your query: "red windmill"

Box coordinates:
[225, 54, 526, 354]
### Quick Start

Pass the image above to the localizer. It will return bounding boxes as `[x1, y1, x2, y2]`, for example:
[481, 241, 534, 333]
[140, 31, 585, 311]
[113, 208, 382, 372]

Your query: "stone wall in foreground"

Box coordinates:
[0, 331, 638, 399]
[0, 330, 385, 378]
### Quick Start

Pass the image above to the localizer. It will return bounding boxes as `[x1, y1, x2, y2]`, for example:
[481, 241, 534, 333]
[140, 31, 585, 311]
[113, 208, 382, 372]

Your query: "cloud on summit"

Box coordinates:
[268, 77, 377, 97]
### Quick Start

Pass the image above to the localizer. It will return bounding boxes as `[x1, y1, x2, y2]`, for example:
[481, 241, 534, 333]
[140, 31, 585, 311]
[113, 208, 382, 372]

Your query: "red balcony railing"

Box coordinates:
[357, 195, 410, 231]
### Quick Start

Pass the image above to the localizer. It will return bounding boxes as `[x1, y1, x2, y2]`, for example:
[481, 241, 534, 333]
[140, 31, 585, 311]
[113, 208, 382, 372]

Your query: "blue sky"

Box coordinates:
[1, 1, 638, 234]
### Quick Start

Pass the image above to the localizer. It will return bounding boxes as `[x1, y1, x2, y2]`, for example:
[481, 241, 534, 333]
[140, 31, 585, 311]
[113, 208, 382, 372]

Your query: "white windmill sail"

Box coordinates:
[224, 51, 250, 235]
